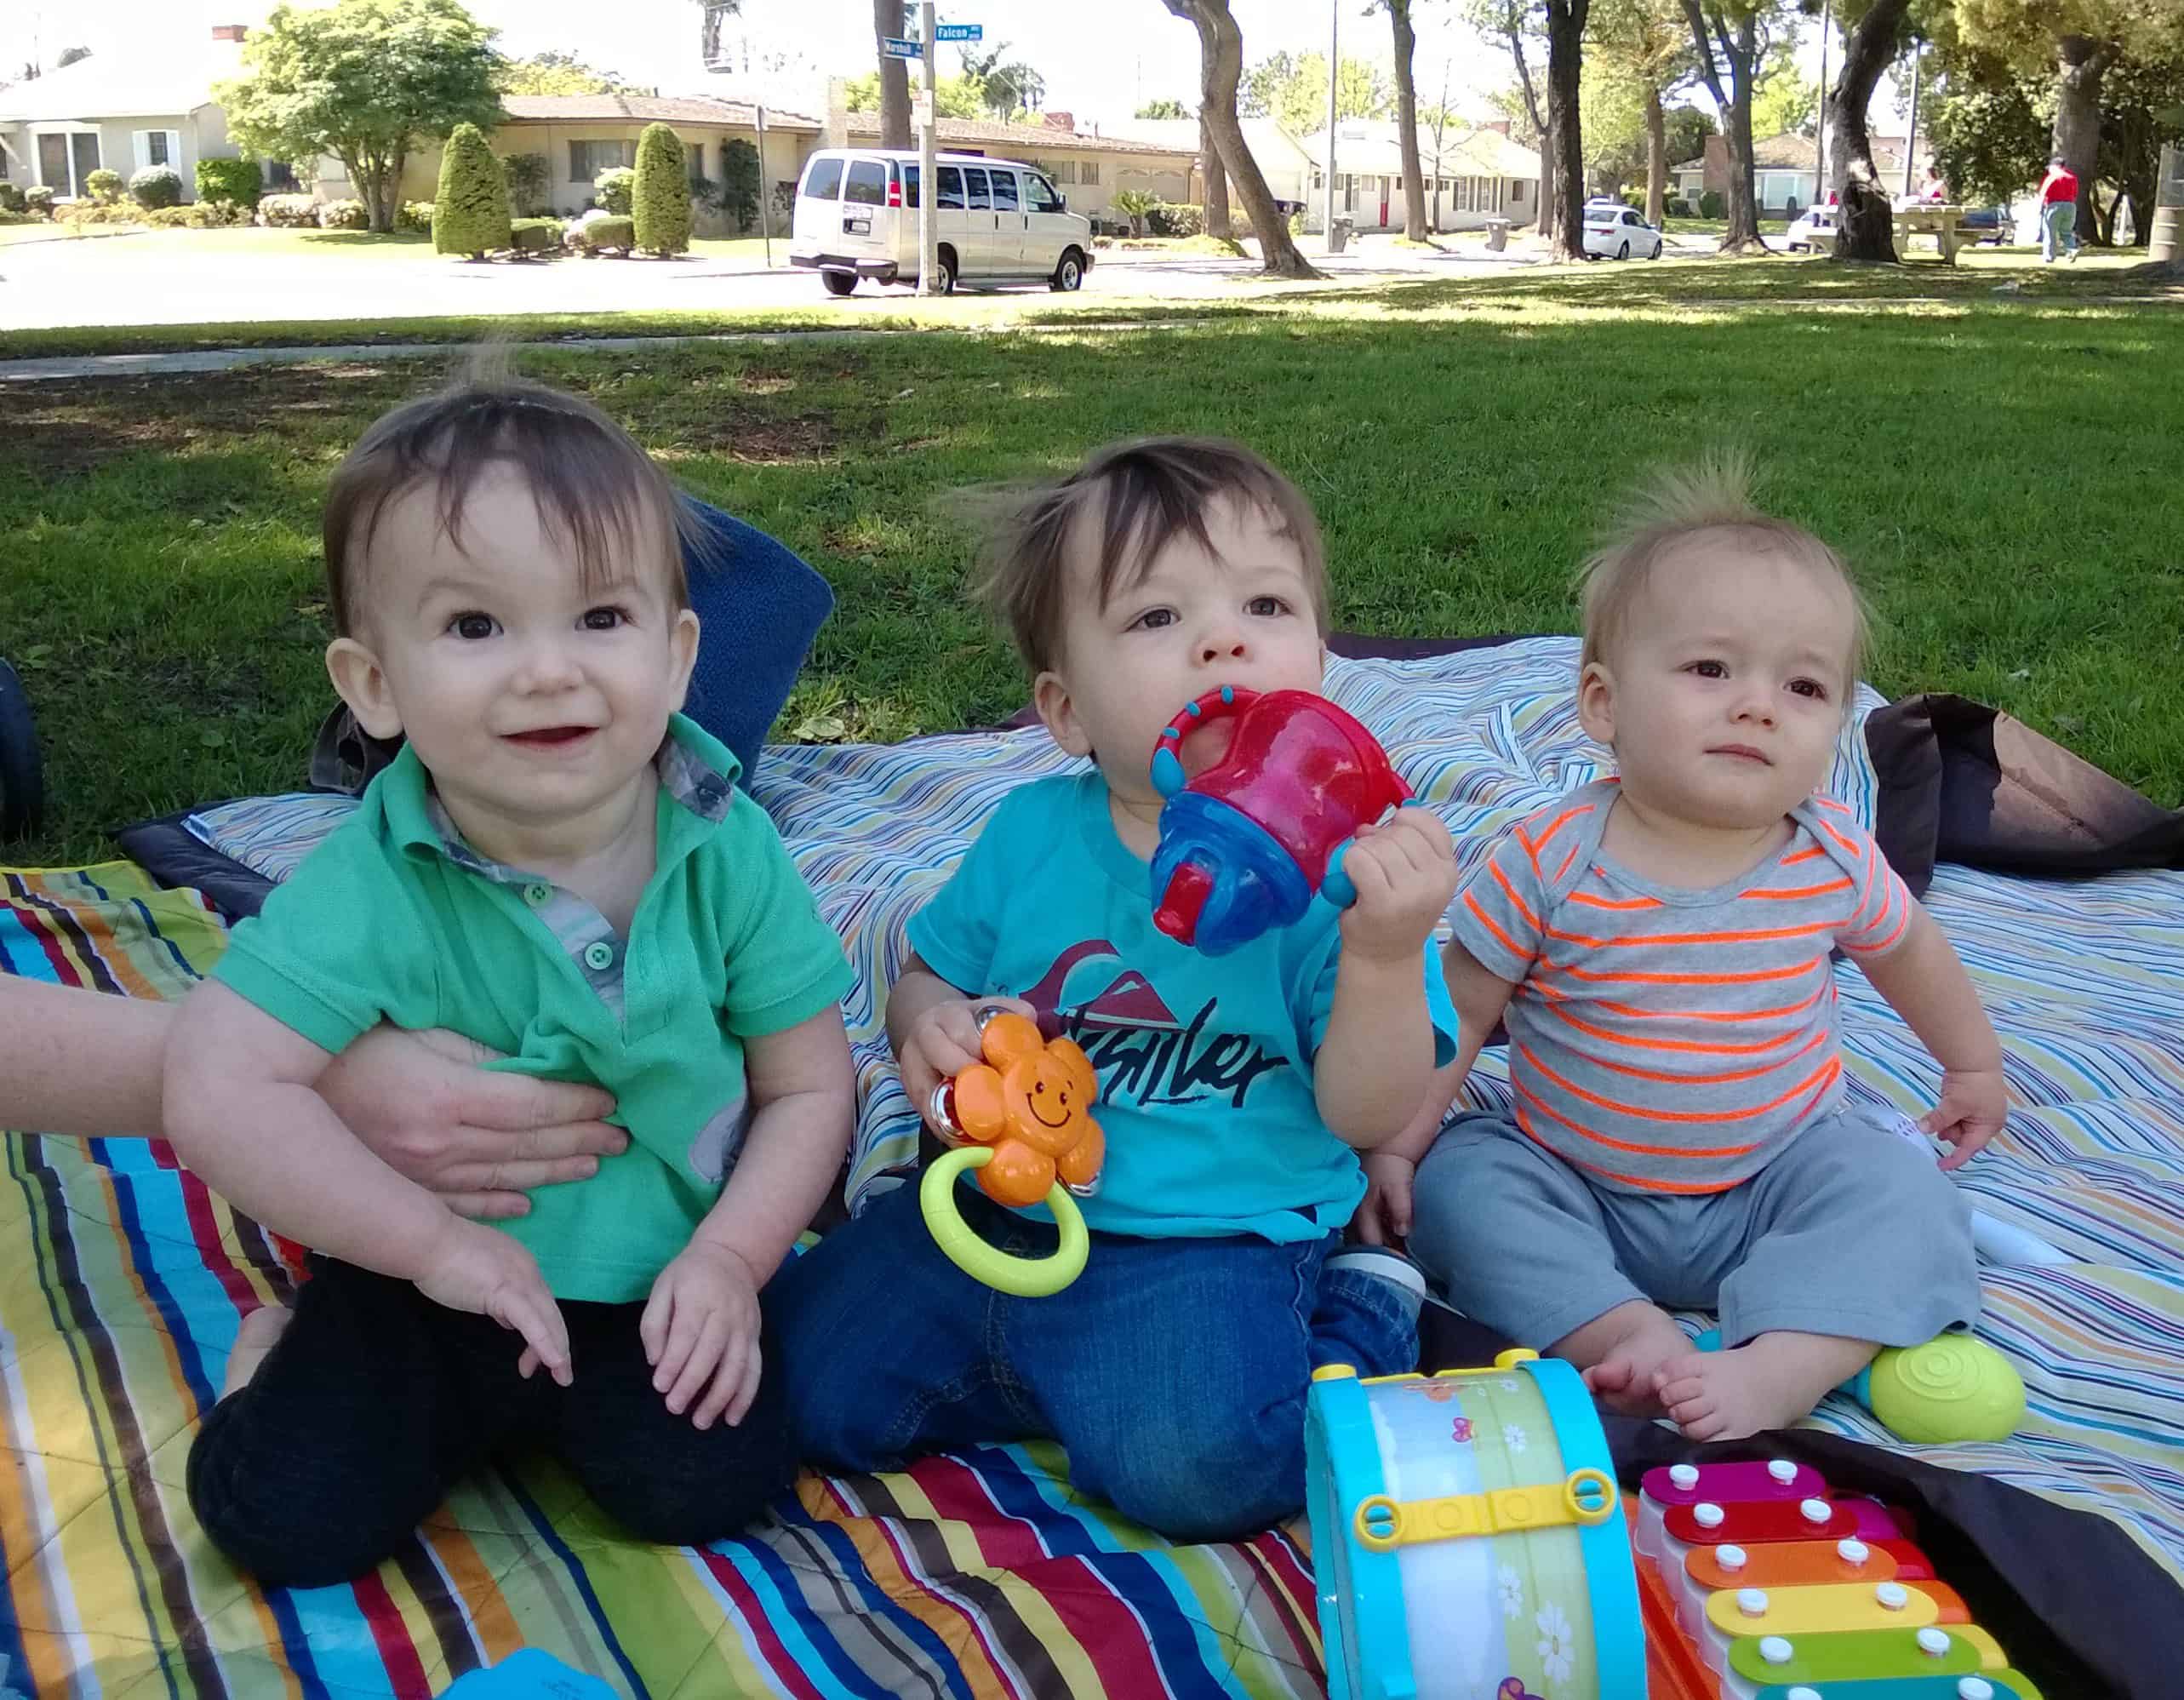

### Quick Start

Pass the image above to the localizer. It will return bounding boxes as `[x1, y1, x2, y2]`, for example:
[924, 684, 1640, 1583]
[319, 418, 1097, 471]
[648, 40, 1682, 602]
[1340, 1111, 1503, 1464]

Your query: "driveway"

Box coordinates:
[0, 227, 1535, 334]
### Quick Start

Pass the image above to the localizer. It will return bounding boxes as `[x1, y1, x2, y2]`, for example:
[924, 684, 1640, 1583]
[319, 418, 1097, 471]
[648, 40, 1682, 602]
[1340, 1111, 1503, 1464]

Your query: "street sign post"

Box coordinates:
[882, 36, 920, 60]
[918, 3, 940, 294]
[935, 22, 981, 41]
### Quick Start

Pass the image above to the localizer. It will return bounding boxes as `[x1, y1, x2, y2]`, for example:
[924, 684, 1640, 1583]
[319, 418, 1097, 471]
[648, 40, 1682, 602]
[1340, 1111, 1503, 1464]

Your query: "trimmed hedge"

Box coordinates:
[196, 157, 263, 208]
[141, 201, 252, 228]
[509, 216, 562, 255]
[632, 123, 690, 255]
[317, 198, 369, 230]
[129, 166, 184, 209]
[24, 186, 55, 217]
[1146, 201, 1204, 238]
[0, 182, 27, 214]
[397, 200, 435, 233]
[1699, 189, 1724, 220]
[85, 169, 124, 202]
[434, 121, 512, 256]
[569, 214, 634, 255]
[257, 193, 319, 227]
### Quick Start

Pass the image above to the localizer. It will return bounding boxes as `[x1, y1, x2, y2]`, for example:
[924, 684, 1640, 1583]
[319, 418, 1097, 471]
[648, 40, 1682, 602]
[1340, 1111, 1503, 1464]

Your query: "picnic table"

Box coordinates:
[1893, 202, 1981, 265]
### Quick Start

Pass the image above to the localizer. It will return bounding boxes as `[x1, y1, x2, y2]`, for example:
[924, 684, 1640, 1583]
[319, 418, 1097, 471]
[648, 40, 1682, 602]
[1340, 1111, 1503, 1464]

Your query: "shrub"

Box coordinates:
[433, 120, 511, 256]
[317, 198, 369, 230]
[770, 180, 795, 220]
[0, 208, 33, 226]
[501, 151, 550, 216]
[592, 166, 636, 215]
[129, 165, 184, 209]
[196, 157, 263, 208]
[720, 137, 761, 232]
[632, 122, 691, 255]
[0, 182, 26, 213]
[1699, 188, 1724, 220]
[508, 216, 563, 255]
[24, 185, 56, 217]
[1112, 186, 1158, 236]
[1146, 200, 1203, 238]
[569, 212, 634, 255]
[396, 199, 435, 232]
[60, 200, 147, 226]
[85, 168, 124, 202]
[258, 192, 319, 227]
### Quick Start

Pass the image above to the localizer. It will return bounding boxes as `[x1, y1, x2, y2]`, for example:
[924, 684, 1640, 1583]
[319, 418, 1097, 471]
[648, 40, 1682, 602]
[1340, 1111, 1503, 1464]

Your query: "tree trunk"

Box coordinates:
[1503, 10, 1552, 232]
[1543, 0, 1590, 260]
[1164, 1, 1319, 278]
[874, 0, 910, 150]
[1644, 79, 1667, 226]
[2053, 36, 2109, 247]
[1389, 1, 1430, 240]
[1827, 0, 1907, 262]
[1201, 112, 1231, 238]
[1680, 0, 1764, 253]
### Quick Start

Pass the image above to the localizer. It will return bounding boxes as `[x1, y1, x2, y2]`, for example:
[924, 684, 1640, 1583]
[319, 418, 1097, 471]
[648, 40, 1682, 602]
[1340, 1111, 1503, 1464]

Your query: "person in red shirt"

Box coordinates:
[2038, 154, 2080, 262]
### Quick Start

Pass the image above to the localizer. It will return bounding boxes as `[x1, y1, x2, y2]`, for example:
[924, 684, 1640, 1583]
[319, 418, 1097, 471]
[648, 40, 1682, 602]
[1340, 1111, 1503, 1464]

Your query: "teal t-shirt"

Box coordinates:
[214, 714, 855, 1303]
[906, 770, 1458, 1244]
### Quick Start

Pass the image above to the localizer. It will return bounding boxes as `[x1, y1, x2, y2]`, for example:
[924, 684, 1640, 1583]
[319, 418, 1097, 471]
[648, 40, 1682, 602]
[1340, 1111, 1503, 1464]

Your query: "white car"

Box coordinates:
[1785, 204, 1839, 253]
[790, 148, 1094, 296]
[1581, 203, 1664, 260]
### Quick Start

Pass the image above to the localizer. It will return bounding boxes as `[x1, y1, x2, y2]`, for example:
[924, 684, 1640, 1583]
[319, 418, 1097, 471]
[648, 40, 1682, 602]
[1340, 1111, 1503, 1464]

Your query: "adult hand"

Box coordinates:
[321, 1027, 624, 1218]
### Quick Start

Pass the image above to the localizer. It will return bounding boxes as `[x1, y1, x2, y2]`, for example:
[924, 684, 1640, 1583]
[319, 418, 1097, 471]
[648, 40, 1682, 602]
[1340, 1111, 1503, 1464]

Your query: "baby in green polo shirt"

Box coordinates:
[163, 376, 856, 1588]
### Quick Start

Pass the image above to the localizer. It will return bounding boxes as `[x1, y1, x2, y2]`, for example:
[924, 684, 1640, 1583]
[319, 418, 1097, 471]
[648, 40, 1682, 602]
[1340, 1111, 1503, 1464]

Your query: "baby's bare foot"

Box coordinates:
[220, 1304, 292, 1399]
[1566, 1304, 1689, 1418]
[1654, 1331, 1876, 1441]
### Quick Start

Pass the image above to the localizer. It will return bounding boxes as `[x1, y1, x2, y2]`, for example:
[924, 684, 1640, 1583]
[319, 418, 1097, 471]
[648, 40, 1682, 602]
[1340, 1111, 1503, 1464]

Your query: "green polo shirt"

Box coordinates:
[213, 713, 854, 1303]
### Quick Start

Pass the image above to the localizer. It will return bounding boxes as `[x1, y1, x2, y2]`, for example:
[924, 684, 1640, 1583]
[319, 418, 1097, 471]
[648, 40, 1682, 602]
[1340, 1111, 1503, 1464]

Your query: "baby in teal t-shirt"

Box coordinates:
[769, 438, 1461, 1543]
[164, 377, 855, 1588]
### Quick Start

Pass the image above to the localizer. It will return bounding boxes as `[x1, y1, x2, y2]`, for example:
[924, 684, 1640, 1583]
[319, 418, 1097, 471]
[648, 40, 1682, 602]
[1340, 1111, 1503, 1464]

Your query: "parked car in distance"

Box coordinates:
[791, 148, 1094, 295]
[1785, 203, 1838, 253]
[1581, 203, 1665, 260]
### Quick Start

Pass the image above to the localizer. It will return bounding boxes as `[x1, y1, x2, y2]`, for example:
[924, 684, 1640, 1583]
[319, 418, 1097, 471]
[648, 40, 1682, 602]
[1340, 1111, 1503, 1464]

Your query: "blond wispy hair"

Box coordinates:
[1576, 455, 1871, 693]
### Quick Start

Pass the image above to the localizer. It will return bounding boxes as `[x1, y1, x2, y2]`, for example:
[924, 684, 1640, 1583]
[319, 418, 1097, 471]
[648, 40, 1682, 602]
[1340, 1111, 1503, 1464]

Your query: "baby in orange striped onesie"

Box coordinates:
[1363, 462, 2006, 1441]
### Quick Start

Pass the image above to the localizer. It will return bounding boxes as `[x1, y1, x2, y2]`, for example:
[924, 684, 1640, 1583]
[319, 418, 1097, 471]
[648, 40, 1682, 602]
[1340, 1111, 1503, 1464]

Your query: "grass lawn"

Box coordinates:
[3, 265, 2180, 866]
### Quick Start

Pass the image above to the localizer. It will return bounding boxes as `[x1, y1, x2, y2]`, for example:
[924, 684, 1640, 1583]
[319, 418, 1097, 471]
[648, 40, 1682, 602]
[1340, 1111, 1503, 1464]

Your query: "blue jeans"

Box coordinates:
[769, 1178, 1417, 1542]
[2042, 201, 2078, 260]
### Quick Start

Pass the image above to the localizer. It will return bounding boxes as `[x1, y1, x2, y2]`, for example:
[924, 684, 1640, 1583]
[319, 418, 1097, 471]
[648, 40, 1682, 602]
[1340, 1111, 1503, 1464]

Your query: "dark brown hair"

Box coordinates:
[968, 437, 1329, 675]
[323, 372, 695, 636]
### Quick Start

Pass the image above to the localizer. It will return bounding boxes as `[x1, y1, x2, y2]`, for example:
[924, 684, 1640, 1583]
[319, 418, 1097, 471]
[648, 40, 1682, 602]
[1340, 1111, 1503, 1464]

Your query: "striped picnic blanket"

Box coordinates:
[5, 639, 2182, 1697]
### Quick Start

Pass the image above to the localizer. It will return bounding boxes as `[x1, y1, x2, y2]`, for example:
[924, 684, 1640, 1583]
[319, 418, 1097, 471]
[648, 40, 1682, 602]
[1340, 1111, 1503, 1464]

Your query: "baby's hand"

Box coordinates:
[1921, 1067, 2010, 1170]
[414, 1216, 571, 1385]
[1337, 808, 1458, 964]
[1352, 1152, 1416, 1247]
[900, 995, 1036, 1137]
[641, 1239, 763, 1428]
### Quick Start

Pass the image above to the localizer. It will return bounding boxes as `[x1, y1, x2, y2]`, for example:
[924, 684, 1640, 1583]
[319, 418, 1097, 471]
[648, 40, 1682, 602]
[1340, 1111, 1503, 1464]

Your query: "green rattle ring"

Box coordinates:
[920, 1147, 1091, 1297]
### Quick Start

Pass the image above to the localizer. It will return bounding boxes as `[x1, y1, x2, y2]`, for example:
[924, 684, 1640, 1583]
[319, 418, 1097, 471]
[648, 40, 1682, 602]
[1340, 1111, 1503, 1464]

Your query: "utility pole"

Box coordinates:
[919, 0, 940, 293]
[1323, 0, 1339, 246]
[1814, 0, 1830, 207]
[757, 102, 773, 268]
[1902, 43, 1923, 198]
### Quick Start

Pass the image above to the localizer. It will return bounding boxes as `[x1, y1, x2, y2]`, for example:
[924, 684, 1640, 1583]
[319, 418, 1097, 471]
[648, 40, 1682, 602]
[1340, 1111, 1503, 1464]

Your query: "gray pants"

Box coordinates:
[1409, 1105, 1981, 1352]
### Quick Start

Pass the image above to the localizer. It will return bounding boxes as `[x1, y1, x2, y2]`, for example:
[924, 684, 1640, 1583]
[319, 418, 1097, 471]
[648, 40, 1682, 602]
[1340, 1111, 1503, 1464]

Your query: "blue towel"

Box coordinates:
[678, 498, 835, 786]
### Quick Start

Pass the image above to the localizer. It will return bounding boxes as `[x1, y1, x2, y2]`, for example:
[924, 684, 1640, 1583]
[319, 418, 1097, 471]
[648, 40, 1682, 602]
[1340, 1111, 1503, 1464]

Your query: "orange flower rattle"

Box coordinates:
[920, 1008, 1106, 1296]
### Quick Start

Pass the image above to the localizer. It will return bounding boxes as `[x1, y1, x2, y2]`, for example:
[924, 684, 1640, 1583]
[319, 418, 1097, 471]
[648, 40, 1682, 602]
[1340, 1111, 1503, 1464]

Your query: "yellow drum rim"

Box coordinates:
[919, 1146, 1090, 1297]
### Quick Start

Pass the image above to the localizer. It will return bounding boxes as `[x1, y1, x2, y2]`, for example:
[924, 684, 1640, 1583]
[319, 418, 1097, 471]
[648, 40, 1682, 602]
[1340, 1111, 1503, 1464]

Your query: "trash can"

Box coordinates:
[1327, 215, 1355, 255]
[1484, 217, 1511, 252]
[2152, 142, 2181, 266]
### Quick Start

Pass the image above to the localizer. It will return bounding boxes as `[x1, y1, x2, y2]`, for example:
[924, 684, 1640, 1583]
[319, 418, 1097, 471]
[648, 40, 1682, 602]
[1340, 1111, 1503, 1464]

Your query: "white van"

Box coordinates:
[790, 148, 1094, 296]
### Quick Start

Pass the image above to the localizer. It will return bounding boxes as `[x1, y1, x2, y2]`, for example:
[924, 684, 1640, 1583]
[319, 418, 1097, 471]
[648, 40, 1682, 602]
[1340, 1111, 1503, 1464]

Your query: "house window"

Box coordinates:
[134, 130, 182, 174]
[689, 142, 706, 179]
[1511, 178, 1527, 205]
[569, 139, 636, 183]
[40, 132, 103, 197]
[266, 159, 298, 190]
[1044, 159, 1075, 185]
[1078, 161, 1099, 186]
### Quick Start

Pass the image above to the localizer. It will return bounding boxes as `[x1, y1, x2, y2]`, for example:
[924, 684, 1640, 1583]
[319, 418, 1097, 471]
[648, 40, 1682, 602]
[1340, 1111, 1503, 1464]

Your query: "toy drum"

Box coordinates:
[1306, 1352, 1644, 1700]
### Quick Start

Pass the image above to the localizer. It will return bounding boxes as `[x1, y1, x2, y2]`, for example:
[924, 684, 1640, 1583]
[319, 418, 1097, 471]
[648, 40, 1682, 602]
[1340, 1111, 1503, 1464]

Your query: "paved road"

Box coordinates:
[0, 226, 1546, 335]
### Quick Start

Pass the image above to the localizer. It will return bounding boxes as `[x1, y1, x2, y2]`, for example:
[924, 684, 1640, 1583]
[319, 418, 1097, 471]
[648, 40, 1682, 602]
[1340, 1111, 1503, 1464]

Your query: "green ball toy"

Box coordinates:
[1853, 1333, 2027, 1444]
